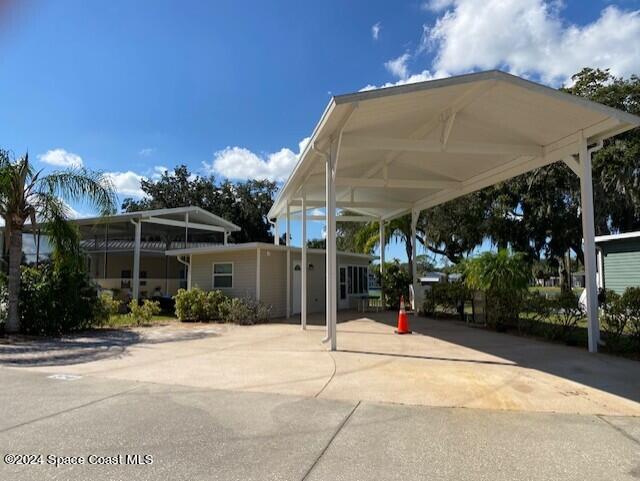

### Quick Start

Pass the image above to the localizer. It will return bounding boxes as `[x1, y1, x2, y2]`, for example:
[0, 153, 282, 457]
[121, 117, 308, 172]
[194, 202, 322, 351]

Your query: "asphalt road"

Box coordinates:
[1, 368, 640, 481]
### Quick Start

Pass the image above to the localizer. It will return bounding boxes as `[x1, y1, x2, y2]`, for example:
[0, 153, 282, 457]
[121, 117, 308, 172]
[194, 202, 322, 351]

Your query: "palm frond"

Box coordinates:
[39, 168, 117, 216]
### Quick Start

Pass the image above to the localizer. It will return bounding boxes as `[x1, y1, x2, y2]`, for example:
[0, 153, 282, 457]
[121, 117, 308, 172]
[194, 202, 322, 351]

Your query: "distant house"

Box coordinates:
[166, 243, 372, 318]
[595, 231, 640, 294]
[17, 206, 372, 318]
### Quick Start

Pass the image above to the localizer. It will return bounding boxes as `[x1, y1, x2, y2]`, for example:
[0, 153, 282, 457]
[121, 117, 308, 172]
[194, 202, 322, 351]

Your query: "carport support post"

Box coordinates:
[326, 141, 338, 351]
[379, 218, 385, 308]
[301, 196, 307, 329]
[578, 132, 600, 353]
[286, 202, 291, 319]
[132, 219, 141, 302]
[411, 209, 418, 315]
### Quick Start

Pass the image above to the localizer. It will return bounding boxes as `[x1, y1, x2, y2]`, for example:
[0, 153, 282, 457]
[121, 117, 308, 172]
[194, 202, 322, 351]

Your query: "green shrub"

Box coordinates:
[423, 281, 469, 317]
[95, 292, 123, 324]
[600, 290, 628, 350]
[127, 299, 161, 326]
[377, 262, 411, 309]
[621, 287, 640, 346]
[173, 288, 227, 321]
[548, 290, 584, 342]
[521, 290, 553, 335]
[19, 265, 103, 335]
[218, 297, 271, 325]
[464, 250, 531, 329]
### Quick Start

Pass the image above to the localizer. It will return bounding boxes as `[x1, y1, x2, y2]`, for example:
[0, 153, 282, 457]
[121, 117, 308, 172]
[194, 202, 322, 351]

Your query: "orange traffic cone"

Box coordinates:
[395, 295, 412, 334]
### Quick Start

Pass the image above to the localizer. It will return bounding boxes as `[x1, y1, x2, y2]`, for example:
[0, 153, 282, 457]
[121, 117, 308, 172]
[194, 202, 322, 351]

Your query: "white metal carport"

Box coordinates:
[268, 70, 640, 353]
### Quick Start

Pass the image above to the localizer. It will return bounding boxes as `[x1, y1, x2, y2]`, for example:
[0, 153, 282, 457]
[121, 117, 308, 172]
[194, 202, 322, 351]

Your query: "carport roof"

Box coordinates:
[268, 70, 640, 221]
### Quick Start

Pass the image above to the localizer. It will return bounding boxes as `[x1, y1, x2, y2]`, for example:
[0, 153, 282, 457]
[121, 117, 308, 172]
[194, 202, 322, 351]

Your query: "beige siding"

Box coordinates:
[186, 246, 372, 318]
[191, 251, 256, 299]
[259, 249, 287, 317]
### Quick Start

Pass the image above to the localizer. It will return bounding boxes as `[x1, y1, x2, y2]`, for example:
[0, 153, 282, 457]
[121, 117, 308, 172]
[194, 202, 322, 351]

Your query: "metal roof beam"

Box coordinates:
[342, 134, 543, 157]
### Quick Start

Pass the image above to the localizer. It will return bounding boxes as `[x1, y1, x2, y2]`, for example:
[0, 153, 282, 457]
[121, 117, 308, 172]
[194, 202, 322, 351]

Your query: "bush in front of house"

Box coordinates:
[95, 291, 123, 324]
[19, 265, 104, 335]
[127, 299, 161, 326]
[601, 290, 628, 351]
[621, 287, 640, 346]
[173, 288, 227, 322]
[463, 249, 531, 330]
[378, 261, 411, 309]
[218, 297, 272, 325]
[425, 281, 469, 318]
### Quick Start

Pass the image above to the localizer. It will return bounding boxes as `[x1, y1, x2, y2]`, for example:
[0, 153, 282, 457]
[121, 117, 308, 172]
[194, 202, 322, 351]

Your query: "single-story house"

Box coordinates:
[595, 231, 640, 294]
[166, 242, 373, 318]
[16, 206, 373, 318]
[17, 207, 241, 300]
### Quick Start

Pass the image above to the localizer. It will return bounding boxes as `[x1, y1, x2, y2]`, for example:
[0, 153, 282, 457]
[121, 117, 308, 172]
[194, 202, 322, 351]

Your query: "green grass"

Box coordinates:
[101, 314, 177, 328]
[529, 286, 584, 298]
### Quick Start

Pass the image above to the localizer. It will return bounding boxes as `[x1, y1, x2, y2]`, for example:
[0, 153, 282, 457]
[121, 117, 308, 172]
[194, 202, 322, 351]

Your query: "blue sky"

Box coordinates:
[1, 0, 639, 263]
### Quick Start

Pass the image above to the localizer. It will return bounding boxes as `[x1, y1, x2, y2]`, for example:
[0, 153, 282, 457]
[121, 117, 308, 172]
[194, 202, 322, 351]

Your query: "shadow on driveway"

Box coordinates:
[0, 326, 219, 367]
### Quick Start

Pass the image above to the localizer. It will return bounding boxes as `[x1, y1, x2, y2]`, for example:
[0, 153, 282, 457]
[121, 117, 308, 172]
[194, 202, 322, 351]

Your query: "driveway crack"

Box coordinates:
[314, 351, 337, 398]
[0, 385, 141, 434]
[301, 400, 361, 481]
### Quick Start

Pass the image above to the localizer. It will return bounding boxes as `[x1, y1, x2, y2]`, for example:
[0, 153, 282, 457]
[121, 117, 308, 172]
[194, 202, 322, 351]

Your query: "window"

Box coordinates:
[213, 262, 233, 288]
[345, 265, 369, 295]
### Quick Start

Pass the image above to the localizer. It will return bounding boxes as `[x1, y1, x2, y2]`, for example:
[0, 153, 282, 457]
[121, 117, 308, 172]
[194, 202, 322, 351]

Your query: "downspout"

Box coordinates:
[177, 255, 191, 290]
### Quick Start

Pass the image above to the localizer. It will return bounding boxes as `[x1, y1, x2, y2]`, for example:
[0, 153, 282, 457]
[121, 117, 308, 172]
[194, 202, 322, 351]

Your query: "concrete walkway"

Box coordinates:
[2, 311, 640, 416]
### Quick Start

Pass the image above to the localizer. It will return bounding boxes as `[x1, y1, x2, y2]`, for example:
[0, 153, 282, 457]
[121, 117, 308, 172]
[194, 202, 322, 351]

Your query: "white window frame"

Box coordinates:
[212, 261, 234, 289]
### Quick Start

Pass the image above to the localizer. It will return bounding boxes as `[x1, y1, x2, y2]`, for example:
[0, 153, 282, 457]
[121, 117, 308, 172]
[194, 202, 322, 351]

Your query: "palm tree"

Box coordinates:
[0, 150, 117, 333]
[352, 215, 424, 280]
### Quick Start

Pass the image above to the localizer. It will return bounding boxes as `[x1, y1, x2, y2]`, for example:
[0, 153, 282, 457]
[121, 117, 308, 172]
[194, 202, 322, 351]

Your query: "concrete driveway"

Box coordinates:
[2, 312, 640, 480]
[2, 311, 640, 416]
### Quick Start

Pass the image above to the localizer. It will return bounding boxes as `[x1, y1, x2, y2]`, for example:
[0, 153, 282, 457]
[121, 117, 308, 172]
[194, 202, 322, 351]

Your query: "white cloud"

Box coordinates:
[371, 22, 381, 40]
[427, 1, 640, 85]
[366, 1, 640, 90]
[105, 171, 145, 198]
[422, 0, 455, 12]
[384, 53, 411, 79]
[360, 70, 437, 91]
[206, 137, 311, 182]
[151, 165, 169, 180]
[138, 147, 155, 156]
[37, 148, 83, 168]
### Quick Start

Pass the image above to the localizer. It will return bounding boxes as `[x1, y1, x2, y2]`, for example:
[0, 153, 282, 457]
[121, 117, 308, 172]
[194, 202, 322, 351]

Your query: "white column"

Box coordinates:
[379, 218, 385, 308]
[411, 209, 418, 315]
[579, 133, 600, 353]
[185, 212, 189, 248]
[301, 196, 308, 329]
[256, 248, 261, 301]
[274, 219, 280, 245]
[224, 231, 228, 245]
[132, 220, 141, 301]
[597, 248, 604, 290]
[187, 254, 192, 290]
[327, 142, 338, 351]
[286, 203, 291, 318]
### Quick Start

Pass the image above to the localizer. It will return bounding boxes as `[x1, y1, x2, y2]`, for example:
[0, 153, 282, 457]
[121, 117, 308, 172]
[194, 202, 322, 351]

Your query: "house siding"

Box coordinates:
[190, 251, 257, 299]
[602, 238, 640, 294]
[186, 245, 372, 318]
[259, 249, 287, 317]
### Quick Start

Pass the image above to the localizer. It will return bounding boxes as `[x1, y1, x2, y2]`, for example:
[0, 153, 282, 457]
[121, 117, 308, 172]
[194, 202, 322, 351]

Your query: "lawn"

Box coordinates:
[101, 314, 178, 328]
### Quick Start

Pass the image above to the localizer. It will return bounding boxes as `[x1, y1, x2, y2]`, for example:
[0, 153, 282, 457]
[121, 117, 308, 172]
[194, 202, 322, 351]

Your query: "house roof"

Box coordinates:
[165, 241, 374, 260]
[70, 206, 241, 232]
[268, 70, 640, 221]
[595, 231, 640, 243]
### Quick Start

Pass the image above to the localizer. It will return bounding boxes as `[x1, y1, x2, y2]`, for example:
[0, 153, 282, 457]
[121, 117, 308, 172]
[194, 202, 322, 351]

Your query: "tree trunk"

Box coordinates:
[6, 227, 23, 333]
[405, 237, 413, 282]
